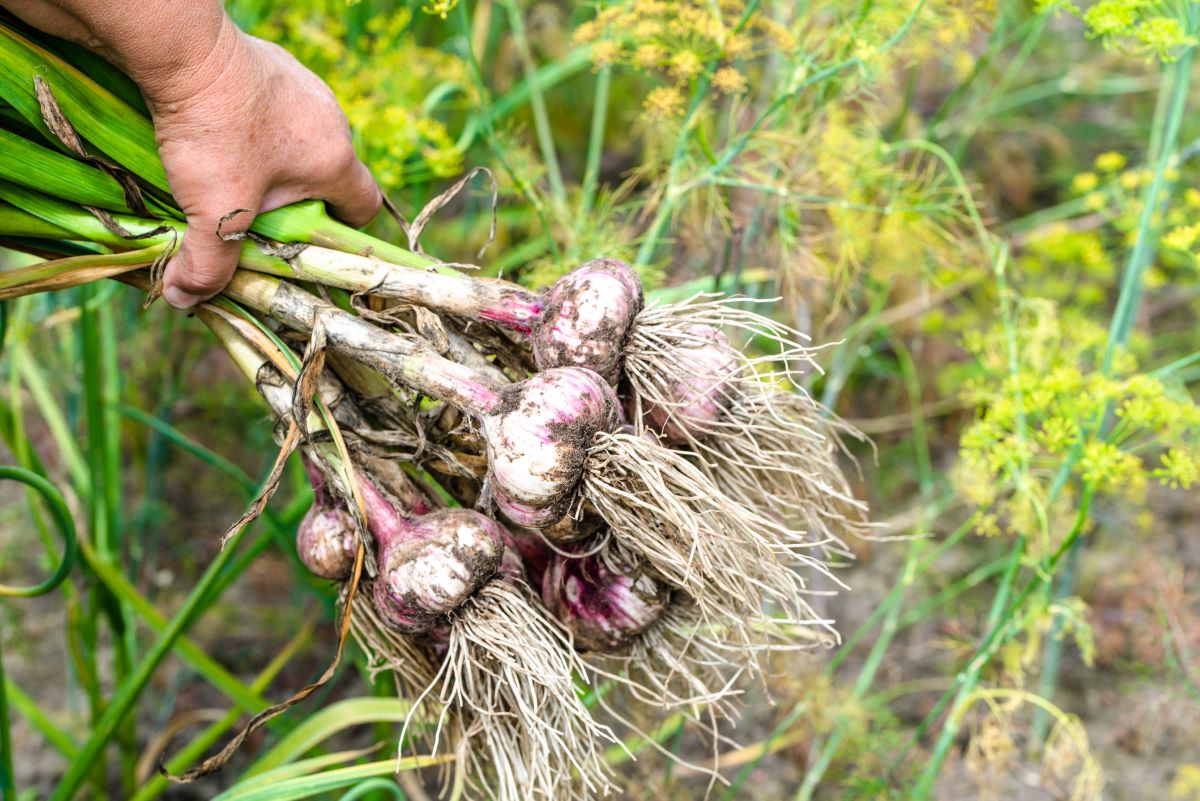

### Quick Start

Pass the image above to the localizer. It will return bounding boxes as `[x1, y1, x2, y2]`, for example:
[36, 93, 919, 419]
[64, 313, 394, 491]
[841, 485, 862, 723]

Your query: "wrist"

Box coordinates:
[117, 5, 242, 106]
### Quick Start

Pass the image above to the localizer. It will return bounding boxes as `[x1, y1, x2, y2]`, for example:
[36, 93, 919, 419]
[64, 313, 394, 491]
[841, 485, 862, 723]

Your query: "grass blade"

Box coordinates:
[244, 698, 421, 778]
[214, 757, 448, 801]
[0, 23, 168, 190]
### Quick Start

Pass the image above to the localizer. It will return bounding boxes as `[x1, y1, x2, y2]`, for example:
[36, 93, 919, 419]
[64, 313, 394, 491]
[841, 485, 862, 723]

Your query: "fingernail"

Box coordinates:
[163, 285, 205, 309]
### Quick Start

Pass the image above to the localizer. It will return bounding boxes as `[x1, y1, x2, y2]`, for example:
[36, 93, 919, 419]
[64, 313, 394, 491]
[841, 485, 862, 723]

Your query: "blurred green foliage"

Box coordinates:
[3, 0, 1200, 799]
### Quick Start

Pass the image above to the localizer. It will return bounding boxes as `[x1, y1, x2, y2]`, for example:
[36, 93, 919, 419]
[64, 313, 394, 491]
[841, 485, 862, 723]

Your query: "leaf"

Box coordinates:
[215, 757, 446, 801]
[244, 698, 421, 778]
[0, 201, 76, 239]
[0, 245, 166, 300]
[0, 8, 146, 114]
[0, 127, 131, 212]
[0, 22, 168, 190]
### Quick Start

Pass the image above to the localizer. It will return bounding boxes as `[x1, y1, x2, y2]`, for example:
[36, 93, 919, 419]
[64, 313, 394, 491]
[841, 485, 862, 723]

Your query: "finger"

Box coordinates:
[317, 157, 382, 229]
[163, 204, 257, 308]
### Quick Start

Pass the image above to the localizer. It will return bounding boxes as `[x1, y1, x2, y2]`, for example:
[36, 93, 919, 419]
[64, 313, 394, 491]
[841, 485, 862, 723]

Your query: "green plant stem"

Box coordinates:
[722, 702, 808, 801]
[1034, 40, 1194, 744]
[827, 502, 966, 674]
[0, 624, 13, 801]
[0, 466, 77, 598]
[633, 0, 926, 268]
[119, 404, 256, 492]
[452, 0, 559, 261]
[1105, 48, 1193, 367]
[795, 335, 935, 800]
[632, 0, 761, 268]
[912, 535, 1026, 797]
[895, 557, 1010, 630]
[79, 282, 139, 793]
[128, 623, 313, 801]
[926, 7, 1037, 131]
[78, 538, 271, 715]
[909, 220, 1033, 796]
[1, 677, 78, 760]
[908, 485, 1096, 796]
[500, 0, 566, 209]
[577, 65, 611, 228]
[48, 509, 262, 801]
[454, 47, 592, 151]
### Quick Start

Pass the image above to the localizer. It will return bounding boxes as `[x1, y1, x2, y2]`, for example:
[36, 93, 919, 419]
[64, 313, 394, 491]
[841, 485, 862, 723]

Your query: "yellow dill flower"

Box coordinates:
[756, 16, 797, 51]
[1072, 171, 1100, 194]
[1080, 441, 1144, 492]
[1154, 448, 1199, 489]
[1120, 169, 1149, 190]
[953, 50, 976, 80]
[633, 43, 667, 69]
[1038, 416, 1081, 454]
[1083, 191, 1109, 211]
[591, 39, 623, 66]
[643, 85, 685, 117]
[1185, 188, 1200, 208]
[700, 16, 730, 45]
[638, 1, 670, 16]
[572, 20, 599, 43]
[724, 32, 753, 59]
[1162, 224, 1200, 251]
[1094, 151, 1126, 172]
[1082, 1, 1138, 39]
[633, 18, 662, 38]
[595, 6, 623, 25]
[973, 512, 1002, 538]
[421, 0, 459, 19]
[1135, 16, 1197, 61]
[712, 66, 748, 94]
[669, 49, 704, 81]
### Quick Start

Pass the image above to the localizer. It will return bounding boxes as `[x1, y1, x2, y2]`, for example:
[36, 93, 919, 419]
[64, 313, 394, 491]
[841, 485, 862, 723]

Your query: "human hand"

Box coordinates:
[0, 1, 381, 308]
[142, 19, 381, 308]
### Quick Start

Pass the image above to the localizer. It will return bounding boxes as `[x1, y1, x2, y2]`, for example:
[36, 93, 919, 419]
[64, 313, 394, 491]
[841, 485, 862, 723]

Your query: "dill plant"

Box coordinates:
[3, 0, 1200, 798]
[230, 2, 470, 191]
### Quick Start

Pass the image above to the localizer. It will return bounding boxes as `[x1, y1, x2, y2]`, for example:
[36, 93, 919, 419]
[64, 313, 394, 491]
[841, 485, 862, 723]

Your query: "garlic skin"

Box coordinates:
[296, 505, 358, 580]
[531, 259, 644, 386]
[483, 367, 619, 527]
[643, 324, 738, 443]
[373, 508, 506, 635]
[543, 547, 669, 653]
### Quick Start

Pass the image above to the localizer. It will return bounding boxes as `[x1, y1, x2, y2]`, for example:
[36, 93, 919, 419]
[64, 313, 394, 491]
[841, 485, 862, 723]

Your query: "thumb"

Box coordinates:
[319, 158, 382, 229]
[163, 204, 257, 309]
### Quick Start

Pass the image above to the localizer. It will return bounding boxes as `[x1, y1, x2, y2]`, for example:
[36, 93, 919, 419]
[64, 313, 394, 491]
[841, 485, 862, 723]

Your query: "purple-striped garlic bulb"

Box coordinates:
[482, 367, 620, 527]
[543, 547, 669, 652]
[296, 504, 358, 580]
[531, 259, 644, 386]
[365, 481, 505, 635]
[296, 454, 357, 580]
[643, 324, 739, 443]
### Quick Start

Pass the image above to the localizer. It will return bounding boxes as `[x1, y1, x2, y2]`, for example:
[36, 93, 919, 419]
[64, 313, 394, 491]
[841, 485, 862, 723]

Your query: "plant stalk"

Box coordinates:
[1035, 38, 1194, 744]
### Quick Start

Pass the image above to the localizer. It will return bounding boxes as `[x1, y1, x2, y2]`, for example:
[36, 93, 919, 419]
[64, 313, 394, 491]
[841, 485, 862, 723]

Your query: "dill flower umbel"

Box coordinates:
[248, 7, 467, 192]
[957, 299, 1199, 544]
[1040, 0, 1198, 61]
[573, 0, 790, 118]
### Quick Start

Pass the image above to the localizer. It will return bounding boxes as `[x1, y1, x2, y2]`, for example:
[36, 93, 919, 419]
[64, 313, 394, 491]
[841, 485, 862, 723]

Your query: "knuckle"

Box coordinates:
[170, 262, 229, 295]
[169, 246, 236, 295]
